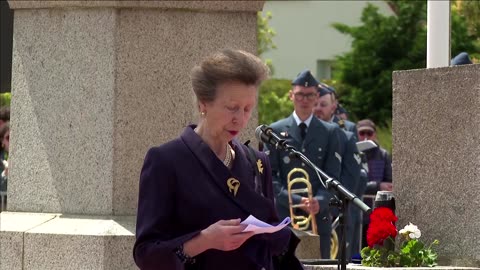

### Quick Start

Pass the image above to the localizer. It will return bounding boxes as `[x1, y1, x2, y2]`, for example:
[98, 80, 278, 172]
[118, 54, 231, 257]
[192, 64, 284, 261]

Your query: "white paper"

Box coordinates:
[356, 140, 377, 152]
[240, 215, 290, 234]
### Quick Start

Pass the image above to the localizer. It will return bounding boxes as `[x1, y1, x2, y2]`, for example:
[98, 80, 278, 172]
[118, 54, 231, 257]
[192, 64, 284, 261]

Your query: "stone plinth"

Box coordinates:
[393, 64, 480, 266]
[8, 1, 264, 11]
[0, 212, 57, 270]
[9, 0, 261, 216]
[293, 229, 321, 259]
[1, 212, 135, 270]
[2, 1, 263, 269]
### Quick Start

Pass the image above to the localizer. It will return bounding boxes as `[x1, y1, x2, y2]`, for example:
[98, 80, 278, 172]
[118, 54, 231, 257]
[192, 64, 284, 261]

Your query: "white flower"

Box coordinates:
[399, 222, 421, 239]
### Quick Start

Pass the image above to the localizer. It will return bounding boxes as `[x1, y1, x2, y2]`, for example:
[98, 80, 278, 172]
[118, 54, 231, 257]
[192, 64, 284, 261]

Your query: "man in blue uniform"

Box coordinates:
[265, 70, 342, 259]
[313, 84, 364, 260]
[335, 104, 348, 121]
[318, 83, 358, 138]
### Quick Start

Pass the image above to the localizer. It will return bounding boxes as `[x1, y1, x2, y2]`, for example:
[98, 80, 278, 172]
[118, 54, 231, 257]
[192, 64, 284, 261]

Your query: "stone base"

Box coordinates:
[0, 212, 136, 270]
[293, 229, 321, 259]
[393, 64, 480, 266]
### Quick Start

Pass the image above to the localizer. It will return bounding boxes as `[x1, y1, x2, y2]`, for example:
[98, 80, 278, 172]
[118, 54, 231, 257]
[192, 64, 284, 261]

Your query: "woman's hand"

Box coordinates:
[183, 219, 255, 257]
[201, 219, 255, 251]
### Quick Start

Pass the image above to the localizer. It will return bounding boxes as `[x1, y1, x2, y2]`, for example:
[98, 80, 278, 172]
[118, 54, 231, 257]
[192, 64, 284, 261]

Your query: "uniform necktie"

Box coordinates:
[299, 122, 307, 140]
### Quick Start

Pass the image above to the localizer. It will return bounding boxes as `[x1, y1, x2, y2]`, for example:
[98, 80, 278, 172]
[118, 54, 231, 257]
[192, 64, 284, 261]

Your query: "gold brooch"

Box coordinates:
[227, 178, 240, 196]
[256, 159, 264, 174]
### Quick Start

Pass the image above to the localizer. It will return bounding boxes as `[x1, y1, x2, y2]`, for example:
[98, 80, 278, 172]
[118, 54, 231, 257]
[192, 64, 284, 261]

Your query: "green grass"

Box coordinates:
[375, 119, 392, 156]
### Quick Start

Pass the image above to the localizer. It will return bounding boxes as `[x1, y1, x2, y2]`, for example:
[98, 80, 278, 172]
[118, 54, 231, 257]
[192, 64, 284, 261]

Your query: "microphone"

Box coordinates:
[255, 125, 288, 150]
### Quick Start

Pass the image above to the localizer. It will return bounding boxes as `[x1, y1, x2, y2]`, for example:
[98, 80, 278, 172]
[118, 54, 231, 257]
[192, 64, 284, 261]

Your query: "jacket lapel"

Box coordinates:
[230, 141, 273, 218]
[303, 116, 322, 147]
[180, 126, 271, 218]
[286, 115, 302, 145]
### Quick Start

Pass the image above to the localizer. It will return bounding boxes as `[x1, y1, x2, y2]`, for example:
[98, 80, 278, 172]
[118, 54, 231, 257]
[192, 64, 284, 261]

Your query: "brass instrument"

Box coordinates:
[287, 168, 318, 234]
[287, 167, 339, 259]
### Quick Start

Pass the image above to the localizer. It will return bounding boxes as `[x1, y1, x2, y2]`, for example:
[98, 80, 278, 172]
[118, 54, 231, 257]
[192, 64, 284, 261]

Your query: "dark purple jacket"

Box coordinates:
[364, 146, 392, 195]
[133, 126, 294, 270]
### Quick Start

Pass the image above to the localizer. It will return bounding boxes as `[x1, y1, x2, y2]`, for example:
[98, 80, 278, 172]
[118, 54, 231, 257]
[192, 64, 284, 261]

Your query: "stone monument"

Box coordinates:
[393, 64, 480, 266]
[1, 1, 263, 269]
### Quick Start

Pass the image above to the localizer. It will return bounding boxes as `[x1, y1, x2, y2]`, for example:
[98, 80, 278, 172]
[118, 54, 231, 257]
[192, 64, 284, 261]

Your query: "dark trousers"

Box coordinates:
[319, 232, 331, 259]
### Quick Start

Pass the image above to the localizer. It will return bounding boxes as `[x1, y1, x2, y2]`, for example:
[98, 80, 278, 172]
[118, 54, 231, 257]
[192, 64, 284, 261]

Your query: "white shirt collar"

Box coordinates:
[293, 111, 313, 127]
[329, 115, 335, 123]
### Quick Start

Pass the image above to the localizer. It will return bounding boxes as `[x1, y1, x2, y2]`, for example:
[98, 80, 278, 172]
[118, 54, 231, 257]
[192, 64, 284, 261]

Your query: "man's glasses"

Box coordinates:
[293, 92, 317, 101]
[359, 130, 374, 137]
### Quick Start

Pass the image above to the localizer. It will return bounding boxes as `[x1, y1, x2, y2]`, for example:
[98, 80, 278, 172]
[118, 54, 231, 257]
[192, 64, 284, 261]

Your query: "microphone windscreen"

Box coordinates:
[255, 125, 266, 141]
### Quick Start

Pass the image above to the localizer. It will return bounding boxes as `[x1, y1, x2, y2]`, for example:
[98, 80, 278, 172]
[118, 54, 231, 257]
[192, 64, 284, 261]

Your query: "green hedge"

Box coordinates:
[258, 79, 293, 125]
[0, 92, 10, 107]
[375, 120, 392, 156]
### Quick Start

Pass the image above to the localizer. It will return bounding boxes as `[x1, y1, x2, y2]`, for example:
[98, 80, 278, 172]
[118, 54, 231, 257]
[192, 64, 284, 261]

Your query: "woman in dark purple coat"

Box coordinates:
[133, 49, 302, 270]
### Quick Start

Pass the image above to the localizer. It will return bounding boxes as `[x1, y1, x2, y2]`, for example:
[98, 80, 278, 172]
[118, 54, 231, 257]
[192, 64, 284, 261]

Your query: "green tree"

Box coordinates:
[258, 79, 293, 125]
[257, 11, 277, 75]
[257, 11, 292, 126]
[0, 92, 10, 107]
[453, 0, 480, 61]
[332, 0, 479, 125]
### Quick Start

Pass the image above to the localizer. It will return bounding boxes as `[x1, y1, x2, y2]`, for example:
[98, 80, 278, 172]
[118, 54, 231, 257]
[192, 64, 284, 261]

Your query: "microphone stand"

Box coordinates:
[280, 144, 371, 270]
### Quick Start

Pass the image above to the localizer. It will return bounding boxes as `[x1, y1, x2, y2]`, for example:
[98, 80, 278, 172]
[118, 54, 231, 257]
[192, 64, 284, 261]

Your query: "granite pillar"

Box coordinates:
[393, 64, 480, 266]
[1, 1, 264, 269]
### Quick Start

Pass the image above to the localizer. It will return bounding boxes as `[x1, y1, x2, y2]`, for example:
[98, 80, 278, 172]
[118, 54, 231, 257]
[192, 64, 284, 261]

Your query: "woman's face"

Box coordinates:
[2, 130, 9, 152]
[200, 81, 257, 142]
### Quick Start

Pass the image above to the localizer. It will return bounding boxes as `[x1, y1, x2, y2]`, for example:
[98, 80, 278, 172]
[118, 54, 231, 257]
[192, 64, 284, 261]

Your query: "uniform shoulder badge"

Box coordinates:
[256, 159, 264, 174]
[338, 119, 345, 129]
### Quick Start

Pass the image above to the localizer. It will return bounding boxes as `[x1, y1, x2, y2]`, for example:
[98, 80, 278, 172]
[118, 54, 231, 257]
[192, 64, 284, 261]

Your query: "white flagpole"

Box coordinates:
[427, 0, 451, 68]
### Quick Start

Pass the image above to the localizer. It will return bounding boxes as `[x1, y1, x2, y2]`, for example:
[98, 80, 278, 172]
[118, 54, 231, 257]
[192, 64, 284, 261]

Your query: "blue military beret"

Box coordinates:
[326, 84, 336, 93]
[317, 82, 332, 96]
[292, 70, 319, 87]
[451, 52, 472, 66]
[336, 104, 348, 115]
[326, 85, 339, 98]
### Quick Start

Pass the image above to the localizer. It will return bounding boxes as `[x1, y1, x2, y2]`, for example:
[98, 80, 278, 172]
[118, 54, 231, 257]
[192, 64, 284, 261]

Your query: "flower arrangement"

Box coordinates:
[361, 207, 439, 267]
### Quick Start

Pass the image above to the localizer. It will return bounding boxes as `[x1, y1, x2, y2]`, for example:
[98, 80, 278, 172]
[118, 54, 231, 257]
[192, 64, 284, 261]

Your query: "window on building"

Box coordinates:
[316, 59, 333, 81]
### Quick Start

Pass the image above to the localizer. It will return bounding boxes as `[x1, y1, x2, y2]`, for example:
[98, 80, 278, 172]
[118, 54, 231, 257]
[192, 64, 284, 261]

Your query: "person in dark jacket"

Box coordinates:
[313, 84, 362, 260]
[356, 119, 392, 248]
[356, 119, 392, 194]
[133, 49, 302, 270]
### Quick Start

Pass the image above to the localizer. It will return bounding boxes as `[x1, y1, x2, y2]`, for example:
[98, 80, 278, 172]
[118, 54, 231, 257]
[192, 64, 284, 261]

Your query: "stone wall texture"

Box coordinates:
[392, 64, 480, 266]
[9, 3, 259, 216]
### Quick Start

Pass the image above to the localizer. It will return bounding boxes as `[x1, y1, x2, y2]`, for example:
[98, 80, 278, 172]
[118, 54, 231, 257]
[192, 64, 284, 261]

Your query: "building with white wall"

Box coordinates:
[262, 1, 394, 80]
